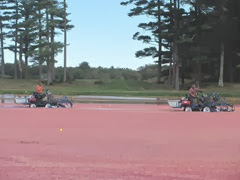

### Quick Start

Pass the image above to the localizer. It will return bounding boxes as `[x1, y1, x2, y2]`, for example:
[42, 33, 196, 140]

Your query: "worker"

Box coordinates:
[188, 84, 203, 103]
[36, 82, 45, 100]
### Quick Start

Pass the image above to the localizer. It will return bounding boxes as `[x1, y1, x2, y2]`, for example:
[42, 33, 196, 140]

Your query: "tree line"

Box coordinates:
[1, 1, 240, 89]
[5, 61, 226, 86]
[0, 61, 144, 83]
[121, 0, 240, 89]
[0, 0, 73, 85]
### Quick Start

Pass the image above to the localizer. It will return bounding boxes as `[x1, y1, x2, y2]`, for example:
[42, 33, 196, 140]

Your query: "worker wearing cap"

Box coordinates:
[188, 84, 203, 103]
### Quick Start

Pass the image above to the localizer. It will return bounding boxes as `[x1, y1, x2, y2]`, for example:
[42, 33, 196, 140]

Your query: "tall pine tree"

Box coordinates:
[121, 0, 169, 84]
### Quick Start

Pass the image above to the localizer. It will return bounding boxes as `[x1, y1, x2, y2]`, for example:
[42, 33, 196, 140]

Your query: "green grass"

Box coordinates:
[0, 79, 240, 98]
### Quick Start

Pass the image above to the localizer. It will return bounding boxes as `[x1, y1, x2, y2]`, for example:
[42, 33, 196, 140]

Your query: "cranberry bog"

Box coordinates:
[0, 103, 240, 179]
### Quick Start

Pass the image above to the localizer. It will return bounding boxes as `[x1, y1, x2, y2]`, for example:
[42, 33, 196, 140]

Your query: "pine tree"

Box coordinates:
[35, 0, 46, 81]
[60, 0, 74, 82]
[121, 0, 170, 84]
[44, 0, 64, 85]
[121, 0, 187, 89]
[175, 0, 221, 87]
[6, 0, 21, 79]
[18, 0, 38, 79]
[63, 0, 67, 82]
[184, 0, 240, 86]
[0, 0, 9, 78]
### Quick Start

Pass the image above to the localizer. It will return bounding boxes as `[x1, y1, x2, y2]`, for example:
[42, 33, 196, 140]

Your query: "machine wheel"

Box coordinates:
[185, 106, 192, 112]
[227, 104, 235, 112]
[58, 101, 73, 108]
[203, 107, 211, 112]
[29, 104, 36, 108]
[45, 103, 51, 108]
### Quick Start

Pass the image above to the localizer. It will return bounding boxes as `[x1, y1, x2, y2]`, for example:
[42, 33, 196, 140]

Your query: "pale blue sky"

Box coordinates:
[65, 0, 153, 70]
[5, 0, 154, 70]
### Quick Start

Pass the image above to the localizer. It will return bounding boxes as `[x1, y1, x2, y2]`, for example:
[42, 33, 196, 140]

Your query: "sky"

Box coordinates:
[5, 0, 155, 70]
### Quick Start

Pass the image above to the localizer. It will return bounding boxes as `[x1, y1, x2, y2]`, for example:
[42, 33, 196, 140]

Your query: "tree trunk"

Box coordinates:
[157, 58, 162, 84]
[51, 62, 55, 81]
[24, 13, 29, 79]
[19, 34, 23, 79]
[218, 41, 224, 86]
[169, 56, 172, 85]
[157, 0, 162, 84]
[24, 32, 29, 79]
[169, 0, 173, 85]
[228, 55, 233, 83]
[63, 0, 67, 82]
[195, 0, 201, 87]
[46, 8, 51, 85]
[24, 49, 28, 79]
[38, 9, 42, 81]
[175, 45, 179, 90]
[14, 0, 19, 79]
[172, 43, 176, 88]
[173, 0, 179, 90]
[0, 19, 5, 78]
[14, 41, 18, 79]
[50, 13, 55, 83]
[181, 58, 184, 86]
[47, 61, 52, 85]
[39, 63, 43, 81]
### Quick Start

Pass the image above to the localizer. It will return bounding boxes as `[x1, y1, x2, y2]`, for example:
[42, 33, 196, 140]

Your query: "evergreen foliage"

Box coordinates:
[121, 0, 240, 88]
[1, 1, 240, 90]
[0, 0, 74, 85]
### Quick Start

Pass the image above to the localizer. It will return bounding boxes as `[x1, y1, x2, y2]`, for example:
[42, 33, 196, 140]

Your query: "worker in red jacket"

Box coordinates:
[36, 82, 44, 94]
[36, 82, 45, 100]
